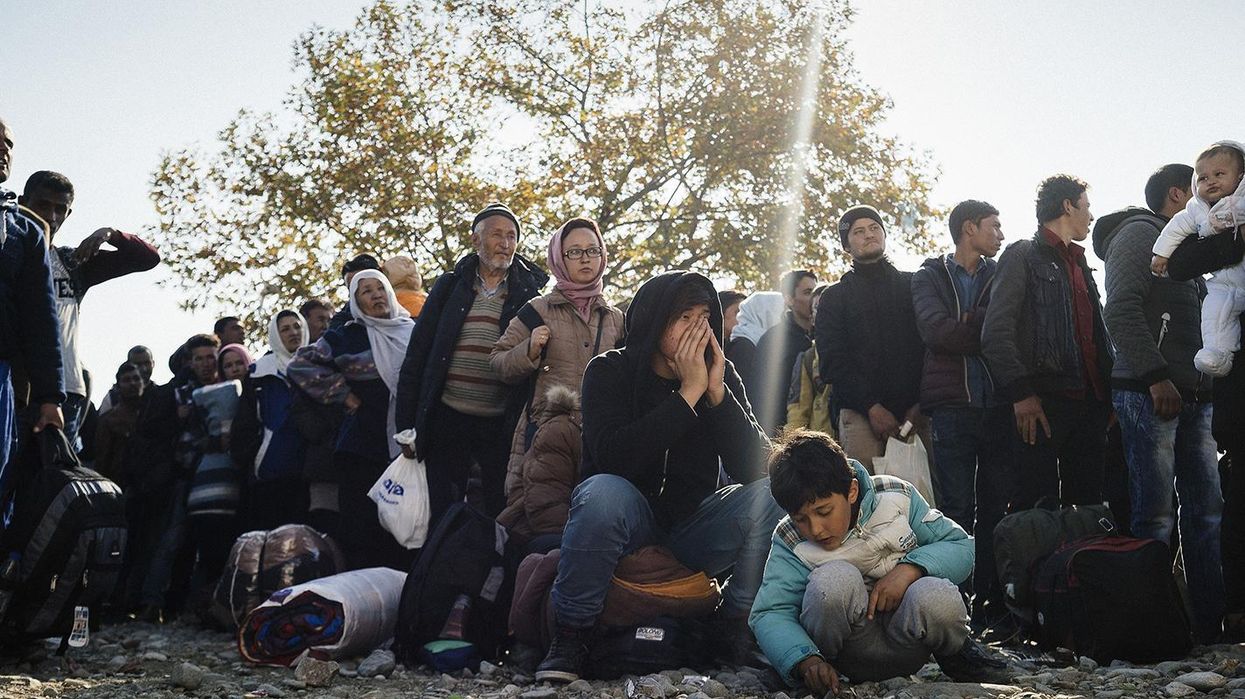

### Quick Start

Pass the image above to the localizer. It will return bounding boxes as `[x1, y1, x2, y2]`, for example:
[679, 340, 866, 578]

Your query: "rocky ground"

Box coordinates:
[1, 620, 1244, 699]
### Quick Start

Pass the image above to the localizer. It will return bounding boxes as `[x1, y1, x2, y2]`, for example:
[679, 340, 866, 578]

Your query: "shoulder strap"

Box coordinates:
[591, 307, 608, 356]
[517, 303, 545, 332]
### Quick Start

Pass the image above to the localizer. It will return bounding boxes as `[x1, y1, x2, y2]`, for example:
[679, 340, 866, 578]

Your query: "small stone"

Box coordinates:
[282, 679, 307, 690]
[1166, 681, 1197, 697]
[773, 693, 791, 699]
[1229, 678, 1245, 690]
[242, 680, 262, 691]
[701, 679, 728, 698]
[357, 649, 396, 678]
[479, 660, 500, 677]
[685, 693, 710, 699]
[121, 638, 142, 650]
[1078, 656, 1099, 671]
[171, 662, 205, 690]
[502, 684, 522, 697]
[293, 655, 338, 687]
[1175, 672, 1228, 691]
[568, 679, 594, 692]
[142, 651, 169, 662]
[254, 684, 286, 697]
[1108, 667, 1163, 680]
[338, 669, 358, 678]
[1096, 692, 1124, 699]
[40, 688, 58, 698]
[521, 689, 559, 699]
[659, 670, 683, 684]
[106, 655, 128, 672]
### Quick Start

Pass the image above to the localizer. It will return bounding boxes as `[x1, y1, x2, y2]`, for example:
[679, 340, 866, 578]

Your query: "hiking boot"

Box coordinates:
[936, 637, 1011, 684]
[535, 624, 592, 683]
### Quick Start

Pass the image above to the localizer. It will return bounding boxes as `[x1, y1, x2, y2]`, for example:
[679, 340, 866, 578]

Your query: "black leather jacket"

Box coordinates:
[981, 231, 1113, 402]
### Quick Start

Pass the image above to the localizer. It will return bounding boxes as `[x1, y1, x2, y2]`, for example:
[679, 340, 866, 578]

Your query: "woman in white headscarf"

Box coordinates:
[724, 291, 785, 397]
[232, 309, 312, 530]
[288, 270, 415, 570]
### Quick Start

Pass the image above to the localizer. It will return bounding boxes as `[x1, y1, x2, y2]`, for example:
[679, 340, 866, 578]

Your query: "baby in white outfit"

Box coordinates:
[1151, 141, 1245, 377]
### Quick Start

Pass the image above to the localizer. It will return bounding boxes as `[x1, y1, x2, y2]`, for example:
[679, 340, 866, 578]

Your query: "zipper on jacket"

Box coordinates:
[941, 259, 972, 404]
[1157, 312, 1171, 350]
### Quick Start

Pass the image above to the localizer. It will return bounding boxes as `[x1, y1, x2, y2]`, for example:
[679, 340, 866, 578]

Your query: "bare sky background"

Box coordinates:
[2, 0, 1241, 400]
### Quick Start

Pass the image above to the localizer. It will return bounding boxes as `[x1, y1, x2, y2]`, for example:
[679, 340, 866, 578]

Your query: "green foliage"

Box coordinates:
[149, 0, 940, 321]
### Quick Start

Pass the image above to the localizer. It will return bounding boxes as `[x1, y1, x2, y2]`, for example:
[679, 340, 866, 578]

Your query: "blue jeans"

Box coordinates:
[1113, 390, 1224, 642]
[551, 474, 785, 627]
[61, 392, 88, 453]
[929, 405, 1013, 607]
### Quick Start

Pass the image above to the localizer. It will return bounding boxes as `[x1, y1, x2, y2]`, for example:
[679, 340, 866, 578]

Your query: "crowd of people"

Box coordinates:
[2, 112, 1244, 691]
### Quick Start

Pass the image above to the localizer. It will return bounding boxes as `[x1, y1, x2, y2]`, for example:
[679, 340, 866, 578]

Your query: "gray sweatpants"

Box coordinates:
[801, 561, 968, 682]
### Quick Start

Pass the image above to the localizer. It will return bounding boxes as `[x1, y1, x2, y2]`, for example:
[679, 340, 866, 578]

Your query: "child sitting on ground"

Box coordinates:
[749, 430, 1007, 696]
[1150, 141, 1245, 377]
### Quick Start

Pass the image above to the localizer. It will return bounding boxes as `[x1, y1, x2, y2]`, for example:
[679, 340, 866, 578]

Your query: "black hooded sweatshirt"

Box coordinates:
[579, 271, 770, 528]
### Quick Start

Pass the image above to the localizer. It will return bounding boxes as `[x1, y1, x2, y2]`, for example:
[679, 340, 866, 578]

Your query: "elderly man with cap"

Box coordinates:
[814, 205, 928, 472]
[396, 203, 548, 526]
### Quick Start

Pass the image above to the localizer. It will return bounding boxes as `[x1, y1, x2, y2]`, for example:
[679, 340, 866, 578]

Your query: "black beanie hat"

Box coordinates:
[837, 205, 885, 248]
[472, 202, 522, 240]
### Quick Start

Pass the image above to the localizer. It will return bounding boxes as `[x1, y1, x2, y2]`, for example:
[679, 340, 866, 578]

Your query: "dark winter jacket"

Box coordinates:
[753, 312, 812, 435]
[1166, 224, 1245, 451]
[911, 255, 996, 411]
[580, 271, 769, 529]
[815, 258, 923, 419]
[981, 231, 1113, 403]
[0, 191, 63, 406]
[395, 252, 548, 459]
[1096, 208, 1210, 401]
[231, 358, 307, 482]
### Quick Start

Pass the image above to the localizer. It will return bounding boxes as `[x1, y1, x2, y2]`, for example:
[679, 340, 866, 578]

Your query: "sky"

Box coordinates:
[2, 0, 1242, 401]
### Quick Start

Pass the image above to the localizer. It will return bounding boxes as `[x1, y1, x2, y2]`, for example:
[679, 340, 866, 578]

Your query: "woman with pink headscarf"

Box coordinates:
[490, 218, 625, 546]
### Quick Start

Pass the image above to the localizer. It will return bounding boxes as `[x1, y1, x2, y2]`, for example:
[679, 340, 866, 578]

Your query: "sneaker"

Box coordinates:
[936, 637, 1011, 684]
[535, 624, 592, 683]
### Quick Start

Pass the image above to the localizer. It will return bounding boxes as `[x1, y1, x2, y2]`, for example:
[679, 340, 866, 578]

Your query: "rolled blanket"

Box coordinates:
[239, 567, 407, 666]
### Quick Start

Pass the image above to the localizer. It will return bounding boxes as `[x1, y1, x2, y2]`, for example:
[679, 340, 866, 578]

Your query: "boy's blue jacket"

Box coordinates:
[748, 461, 973, 685]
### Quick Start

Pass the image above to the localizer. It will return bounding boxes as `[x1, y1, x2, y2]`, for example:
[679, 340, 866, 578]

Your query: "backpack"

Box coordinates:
[586, 616, 705, 680]
[0, 429, 126, 651]
[1033, 535, 1192, 663]
[393, 503, 522, 669]
[992, 502, 1115, 621]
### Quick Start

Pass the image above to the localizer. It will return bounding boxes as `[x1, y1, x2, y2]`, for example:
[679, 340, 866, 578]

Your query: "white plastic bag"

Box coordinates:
[368, 429, 430, 549]
[873, 432, 937, 508]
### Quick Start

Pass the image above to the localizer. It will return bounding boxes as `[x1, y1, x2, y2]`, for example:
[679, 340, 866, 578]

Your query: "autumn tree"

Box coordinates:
[150, 0, 940, 320]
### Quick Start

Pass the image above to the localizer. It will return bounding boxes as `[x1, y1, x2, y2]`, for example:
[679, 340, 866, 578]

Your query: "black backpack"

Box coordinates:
[394, 503, 522, 666]
[993, 502, 1115, 621]
[586, 617, 705, 680]
[1033, 535, 1192, 663]
[0, 429, 127, 650]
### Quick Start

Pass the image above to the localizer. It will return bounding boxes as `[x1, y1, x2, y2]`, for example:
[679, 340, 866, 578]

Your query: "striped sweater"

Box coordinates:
[441, 291, 508, 416]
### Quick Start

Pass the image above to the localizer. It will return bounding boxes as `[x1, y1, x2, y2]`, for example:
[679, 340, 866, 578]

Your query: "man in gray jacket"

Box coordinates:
[1096, 163, 1223, 643]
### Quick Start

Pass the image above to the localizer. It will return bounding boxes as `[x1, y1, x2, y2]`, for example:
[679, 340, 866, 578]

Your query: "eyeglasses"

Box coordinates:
[563, 246, 603, 260]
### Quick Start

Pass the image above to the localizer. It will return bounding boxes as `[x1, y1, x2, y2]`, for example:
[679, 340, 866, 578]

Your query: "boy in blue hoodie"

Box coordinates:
[749, 430, 1008, 695]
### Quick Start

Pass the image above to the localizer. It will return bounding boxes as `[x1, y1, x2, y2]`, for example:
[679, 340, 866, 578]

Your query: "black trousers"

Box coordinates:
[424, 403, 510, 527]
[1009, 395, 1110, 510]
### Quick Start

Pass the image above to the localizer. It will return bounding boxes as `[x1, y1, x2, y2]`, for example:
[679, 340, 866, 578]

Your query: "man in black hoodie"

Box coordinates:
[1097, 163, 1222, 643]
[816, 205, 927, 472]
[536, 271, 782, 683]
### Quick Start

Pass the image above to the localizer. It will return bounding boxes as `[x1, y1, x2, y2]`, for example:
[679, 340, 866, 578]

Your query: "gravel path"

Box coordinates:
[1, 620, 1244, 699]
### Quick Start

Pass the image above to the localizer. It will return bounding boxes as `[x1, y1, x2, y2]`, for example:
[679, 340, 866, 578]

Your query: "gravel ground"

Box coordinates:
[1, 619, 1244, 699]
